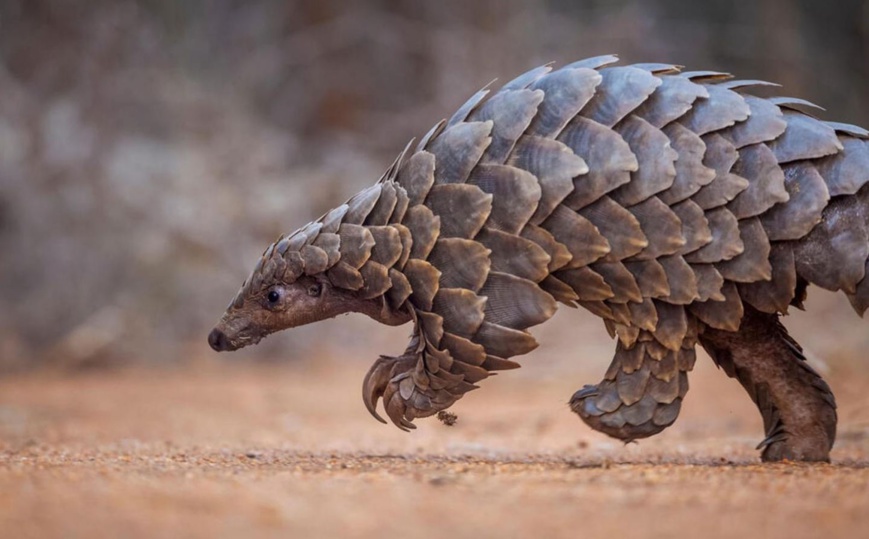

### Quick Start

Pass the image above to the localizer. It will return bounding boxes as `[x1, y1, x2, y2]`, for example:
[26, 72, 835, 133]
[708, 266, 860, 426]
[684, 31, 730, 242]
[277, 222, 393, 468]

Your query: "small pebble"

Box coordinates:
[437, 411, 458, 426]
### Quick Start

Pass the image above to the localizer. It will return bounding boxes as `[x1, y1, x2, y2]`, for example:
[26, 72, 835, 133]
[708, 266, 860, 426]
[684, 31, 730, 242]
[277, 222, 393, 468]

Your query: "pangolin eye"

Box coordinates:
[307, 283, 322, 297]
[267, 290, 280, 303]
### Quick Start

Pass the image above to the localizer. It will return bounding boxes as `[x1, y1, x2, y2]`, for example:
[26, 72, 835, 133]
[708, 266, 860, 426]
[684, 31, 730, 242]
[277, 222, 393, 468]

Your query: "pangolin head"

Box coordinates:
[208, 211, 411, 353]
[207, 227, 355, 353]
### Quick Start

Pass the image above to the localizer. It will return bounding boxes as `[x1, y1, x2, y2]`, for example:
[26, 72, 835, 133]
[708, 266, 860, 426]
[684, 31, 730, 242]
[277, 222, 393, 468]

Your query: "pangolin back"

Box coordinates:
[242, 55, 869, 434]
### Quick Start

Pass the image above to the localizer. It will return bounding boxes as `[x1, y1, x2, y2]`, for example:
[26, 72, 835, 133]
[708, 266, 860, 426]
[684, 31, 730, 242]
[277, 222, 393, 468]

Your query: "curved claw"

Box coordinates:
[361, 352, 464, 431]
[362, 356, 393, 424]
[384, 390, 416, 432]
[362, 354, 419, 430]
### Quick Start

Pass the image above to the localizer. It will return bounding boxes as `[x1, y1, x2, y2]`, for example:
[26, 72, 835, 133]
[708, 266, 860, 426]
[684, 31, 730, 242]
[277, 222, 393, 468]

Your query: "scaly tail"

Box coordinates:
[570, 329, 695, 442]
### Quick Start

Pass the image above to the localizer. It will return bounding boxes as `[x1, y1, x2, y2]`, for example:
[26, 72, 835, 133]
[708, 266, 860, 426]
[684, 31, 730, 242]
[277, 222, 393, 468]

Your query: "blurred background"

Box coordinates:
[1, 0, 868, 370]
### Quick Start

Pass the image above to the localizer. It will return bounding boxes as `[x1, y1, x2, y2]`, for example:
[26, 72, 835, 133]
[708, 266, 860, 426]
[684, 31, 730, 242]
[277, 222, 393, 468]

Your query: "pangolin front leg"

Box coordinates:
[362, 317, 478, 431]
[699, 305, 837, 462]
[362, 353, 467, 431]
[570, 329, 695, 442]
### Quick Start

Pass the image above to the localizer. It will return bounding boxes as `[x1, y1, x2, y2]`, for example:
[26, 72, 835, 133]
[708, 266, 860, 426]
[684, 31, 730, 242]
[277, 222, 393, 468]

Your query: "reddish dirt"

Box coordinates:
[2, 344, 869, 539]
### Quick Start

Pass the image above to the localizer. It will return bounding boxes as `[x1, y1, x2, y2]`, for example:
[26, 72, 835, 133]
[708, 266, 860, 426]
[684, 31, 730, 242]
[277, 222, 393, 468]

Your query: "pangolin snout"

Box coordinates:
[207, 327, 232, 352]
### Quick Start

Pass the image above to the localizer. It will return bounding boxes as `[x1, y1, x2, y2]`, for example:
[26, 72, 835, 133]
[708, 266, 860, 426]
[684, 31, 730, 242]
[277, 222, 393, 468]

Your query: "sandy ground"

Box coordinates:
[2, 297, 869, 539]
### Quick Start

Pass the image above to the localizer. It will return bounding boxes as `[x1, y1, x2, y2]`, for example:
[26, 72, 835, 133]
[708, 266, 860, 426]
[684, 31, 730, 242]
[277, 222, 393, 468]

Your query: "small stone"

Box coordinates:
[437, 411, 458, 426]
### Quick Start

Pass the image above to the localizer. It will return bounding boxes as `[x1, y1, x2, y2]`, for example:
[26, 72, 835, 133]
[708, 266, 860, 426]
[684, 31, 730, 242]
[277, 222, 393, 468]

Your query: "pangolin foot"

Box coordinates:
[757, 423, 833, 463]
[362, 353, 464, 431]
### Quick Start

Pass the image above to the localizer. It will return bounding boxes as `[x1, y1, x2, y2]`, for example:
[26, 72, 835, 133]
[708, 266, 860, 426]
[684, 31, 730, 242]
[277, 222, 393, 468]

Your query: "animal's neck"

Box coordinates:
[351, 294, 414, 327]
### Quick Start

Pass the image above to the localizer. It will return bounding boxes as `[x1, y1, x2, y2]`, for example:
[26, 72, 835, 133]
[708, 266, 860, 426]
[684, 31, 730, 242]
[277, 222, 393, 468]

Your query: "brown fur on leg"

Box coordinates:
[700, 306, 837, 462]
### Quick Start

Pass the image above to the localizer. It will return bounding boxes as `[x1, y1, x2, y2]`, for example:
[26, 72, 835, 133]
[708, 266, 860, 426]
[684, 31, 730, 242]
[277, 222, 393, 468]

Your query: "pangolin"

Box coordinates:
[208, 55, 869, 462]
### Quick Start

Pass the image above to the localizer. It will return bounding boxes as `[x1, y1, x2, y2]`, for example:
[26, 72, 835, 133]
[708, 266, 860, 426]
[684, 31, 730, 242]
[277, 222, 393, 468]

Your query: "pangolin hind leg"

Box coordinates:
[699, 305, 837, 462]
[570, 330, 696, 442]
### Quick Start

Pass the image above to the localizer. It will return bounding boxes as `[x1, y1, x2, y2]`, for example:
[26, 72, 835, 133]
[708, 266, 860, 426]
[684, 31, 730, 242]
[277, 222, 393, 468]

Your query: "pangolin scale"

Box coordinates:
[209, 55, 869, 462]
